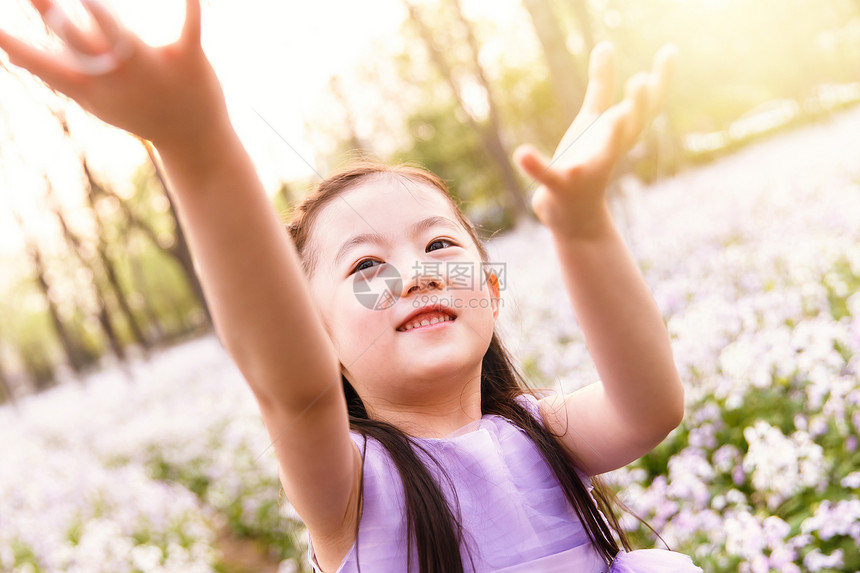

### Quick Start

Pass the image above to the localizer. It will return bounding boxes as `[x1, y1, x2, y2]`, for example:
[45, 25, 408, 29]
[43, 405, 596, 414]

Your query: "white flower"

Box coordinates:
[841, 472, 860, 489]
[801, 499, 860, 541]
[724, 510, 764, 560]
[131, 544, 163, 570]
[743, 422, 827, 509]
[803, 548, 844, 572]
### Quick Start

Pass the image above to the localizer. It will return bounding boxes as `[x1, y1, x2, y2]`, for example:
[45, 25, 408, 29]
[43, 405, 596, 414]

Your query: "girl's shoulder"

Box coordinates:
[512, 390, 591, 484]
[513, 390, 545, 418]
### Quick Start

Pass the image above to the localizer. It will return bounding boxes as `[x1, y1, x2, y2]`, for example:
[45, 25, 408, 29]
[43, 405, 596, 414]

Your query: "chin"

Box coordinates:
[406, 350, 481, 380]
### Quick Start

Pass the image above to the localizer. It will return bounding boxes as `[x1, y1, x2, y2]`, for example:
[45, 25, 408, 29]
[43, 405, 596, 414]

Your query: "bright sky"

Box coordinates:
[0, 0, 404, 256]
[0, 0, 534, 283]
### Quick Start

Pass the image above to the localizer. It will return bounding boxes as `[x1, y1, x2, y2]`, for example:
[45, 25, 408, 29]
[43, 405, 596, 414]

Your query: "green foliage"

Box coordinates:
[126, 421, 305, 564]
[825, 258, 860, 320]
[493, 66, 568, 153]
[393, 101, 515, 230]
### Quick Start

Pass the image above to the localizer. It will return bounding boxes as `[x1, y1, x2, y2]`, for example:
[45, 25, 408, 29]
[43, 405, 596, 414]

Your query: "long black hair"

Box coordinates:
[287, 162, 631, 572]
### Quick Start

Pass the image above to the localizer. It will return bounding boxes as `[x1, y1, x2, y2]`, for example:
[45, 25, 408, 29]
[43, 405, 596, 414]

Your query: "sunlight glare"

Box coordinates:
[109, 0, 186, 47]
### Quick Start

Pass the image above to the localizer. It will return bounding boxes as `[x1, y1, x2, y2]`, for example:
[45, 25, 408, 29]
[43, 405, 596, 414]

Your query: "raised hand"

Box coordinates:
[0, 0, 227, 150]
[514, 41, 677, 239]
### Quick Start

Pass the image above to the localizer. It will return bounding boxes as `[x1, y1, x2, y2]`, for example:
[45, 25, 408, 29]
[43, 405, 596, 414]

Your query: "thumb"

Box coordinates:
[513, 145, 564, 190]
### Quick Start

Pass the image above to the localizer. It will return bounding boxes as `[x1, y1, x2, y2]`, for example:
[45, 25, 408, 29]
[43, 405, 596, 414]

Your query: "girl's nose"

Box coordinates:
[403, 264, 445, 296]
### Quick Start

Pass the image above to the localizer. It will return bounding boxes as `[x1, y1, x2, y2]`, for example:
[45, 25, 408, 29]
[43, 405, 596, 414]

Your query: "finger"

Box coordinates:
[622, 71, 649, 147]
[81, 0, 123, 47]
[648, 44, 677, 117]
[0, 28, 78, 94]
[182, 0, 202, 47]
[35, 0, 107, 55]
[29, 0, 53, 16]
[513, 144, 566, 190]
[580, 41, 616, 116]
[598, 102, 631, 162]
[80, 0, 135, 67]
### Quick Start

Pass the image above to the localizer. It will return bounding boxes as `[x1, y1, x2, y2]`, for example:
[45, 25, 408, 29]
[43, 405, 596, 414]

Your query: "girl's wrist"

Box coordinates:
[144, 51, 234, 162]
[542, 203, 616, 243]
[151, 111, 239, 179]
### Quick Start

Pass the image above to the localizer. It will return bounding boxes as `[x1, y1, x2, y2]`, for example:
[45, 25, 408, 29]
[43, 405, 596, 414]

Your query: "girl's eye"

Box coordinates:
[428, 238, 456, 252]
[351, 259, 380, 274]
[350, 239, 456, 275]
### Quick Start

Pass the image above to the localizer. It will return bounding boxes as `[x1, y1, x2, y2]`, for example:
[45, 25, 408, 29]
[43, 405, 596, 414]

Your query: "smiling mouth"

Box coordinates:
[397, 311, 457, 332]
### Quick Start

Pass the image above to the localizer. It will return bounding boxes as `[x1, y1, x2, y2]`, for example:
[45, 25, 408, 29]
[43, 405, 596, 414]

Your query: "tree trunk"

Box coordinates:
[13, 212, 89, 376]
[81, 161, 153, 352]
[569, 0, 596, 56]
[0, 353, 15, 408]
[141, 141, 213, 325]
[84, 155, 211, 332]
[406, 1, 528, 222]
[522, 0, 586, 122]
[450, 0, 529, 222]
[129, 251, 167, 342]
[46, 183, 127, 361]
[50, 112, 152, 352]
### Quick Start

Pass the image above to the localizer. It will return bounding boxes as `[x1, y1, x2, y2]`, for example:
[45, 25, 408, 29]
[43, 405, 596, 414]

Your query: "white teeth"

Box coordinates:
[400, 314, 454, 331]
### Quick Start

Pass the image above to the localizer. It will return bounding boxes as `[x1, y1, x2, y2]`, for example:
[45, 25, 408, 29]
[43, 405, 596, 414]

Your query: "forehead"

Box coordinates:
[312, 175, 462, 259]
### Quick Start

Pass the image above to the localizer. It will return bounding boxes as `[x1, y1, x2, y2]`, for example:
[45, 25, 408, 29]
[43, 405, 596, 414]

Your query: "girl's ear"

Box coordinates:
[487, 272, 501, 319]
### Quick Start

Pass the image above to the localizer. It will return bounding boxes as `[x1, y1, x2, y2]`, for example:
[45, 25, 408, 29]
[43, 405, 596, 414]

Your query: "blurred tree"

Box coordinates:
[12, 209, 95, 380]
[492, 65, 565, 153]
[448, 0, 528, 220]
[0, 348, 13, 407]
[87, 161, 206, 340]
[405, 0, 528, 223]
[395, 100, 508, 229]
[568, 0, 596, 55]
[141, 140, 212, 326]
[16, 335, 56, 392]
[522, 0, 586, 121]
[45, 178, 126, 361]
[80, 160, 152, 352]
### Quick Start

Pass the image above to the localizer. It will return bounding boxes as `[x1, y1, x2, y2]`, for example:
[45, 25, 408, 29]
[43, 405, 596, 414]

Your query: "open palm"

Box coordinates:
[515, 41, 677, 239]
[0, 0, 224, 149]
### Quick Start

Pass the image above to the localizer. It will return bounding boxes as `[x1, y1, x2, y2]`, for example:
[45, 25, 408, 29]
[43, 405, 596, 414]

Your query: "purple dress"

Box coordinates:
[308, 394, 702, 572]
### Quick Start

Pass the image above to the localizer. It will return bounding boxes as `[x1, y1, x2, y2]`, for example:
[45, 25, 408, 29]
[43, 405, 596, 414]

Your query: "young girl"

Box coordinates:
[0, 1, 702, 571]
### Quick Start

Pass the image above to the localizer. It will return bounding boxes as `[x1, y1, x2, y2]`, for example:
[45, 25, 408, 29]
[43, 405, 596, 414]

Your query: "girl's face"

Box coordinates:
[307, 176, 500, 415]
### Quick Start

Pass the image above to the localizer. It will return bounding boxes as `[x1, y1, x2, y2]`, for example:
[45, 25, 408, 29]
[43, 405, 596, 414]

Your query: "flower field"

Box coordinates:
[3, 107, 860, 572]
[490, 106, 860, 572]
[0, 338, 303, 572]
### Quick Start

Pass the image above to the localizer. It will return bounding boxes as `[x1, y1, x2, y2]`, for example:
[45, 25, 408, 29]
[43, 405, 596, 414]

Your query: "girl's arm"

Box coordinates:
[0, 0, 360, 550]
[515, 42, 684, 476]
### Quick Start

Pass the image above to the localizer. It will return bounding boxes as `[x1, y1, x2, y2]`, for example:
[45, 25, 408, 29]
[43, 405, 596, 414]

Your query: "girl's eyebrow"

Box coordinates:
[334, 215, 461, 266]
